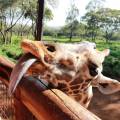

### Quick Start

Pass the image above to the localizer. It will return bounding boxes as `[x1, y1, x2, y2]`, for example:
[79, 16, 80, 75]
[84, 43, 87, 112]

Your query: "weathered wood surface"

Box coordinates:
[0, 56, 101, 120]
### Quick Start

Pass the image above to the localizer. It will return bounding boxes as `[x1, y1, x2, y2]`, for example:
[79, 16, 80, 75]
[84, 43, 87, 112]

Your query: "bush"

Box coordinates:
[0, 42, 22, 62]
[103, 56, 120, 78]
[97, 41, 120, 79]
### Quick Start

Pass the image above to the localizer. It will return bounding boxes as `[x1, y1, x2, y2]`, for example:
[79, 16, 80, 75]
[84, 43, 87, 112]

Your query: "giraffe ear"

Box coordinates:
[102, 49, 110, 57]
[21, 39, 45, 58]
[21, 39, 55, 61]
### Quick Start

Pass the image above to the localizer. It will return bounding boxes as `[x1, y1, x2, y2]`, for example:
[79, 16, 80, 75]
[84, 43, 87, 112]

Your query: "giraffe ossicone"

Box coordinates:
[8, 39, 120, 108]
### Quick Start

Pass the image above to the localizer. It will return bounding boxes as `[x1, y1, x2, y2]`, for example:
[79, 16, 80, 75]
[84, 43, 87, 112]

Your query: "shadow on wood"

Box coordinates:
[0, 56, 101, 120]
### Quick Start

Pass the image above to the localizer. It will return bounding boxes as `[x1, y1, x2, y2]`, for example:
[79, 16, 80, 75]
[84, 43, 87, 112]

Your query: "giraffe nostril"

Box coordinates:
[99, 83, 109, 88]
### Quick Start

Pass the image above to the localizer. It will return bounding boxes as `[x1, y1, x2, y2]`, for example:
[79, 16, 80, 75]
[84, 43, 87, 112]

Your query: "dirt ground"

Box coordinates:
[89, 88, 120, 120]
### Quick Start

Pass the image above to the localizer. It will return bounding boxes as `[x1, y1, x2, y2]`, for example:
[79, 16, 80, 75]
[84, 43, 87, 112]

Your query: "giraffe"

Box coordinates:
[8, 39, 120, 108]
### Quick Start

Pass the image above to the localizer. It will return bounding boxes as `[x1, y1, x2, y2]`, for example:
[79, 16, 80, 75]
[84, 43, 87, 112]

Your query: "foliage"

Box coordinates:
[0, 35, 22, 62]
[82, 11, 100, 41]
[0, 0, 19, 10]
[65, 3, 79, 41]
[44, 26, 58, 36]
[86, 0, 105, 12]
[96, 41, 120, 78]
[82, 0, 105, 42]
[20, 0, 53, 21]
[61, 20, 79, 36]
[82, 8, 120, 42]
[97, 8, 120, 42]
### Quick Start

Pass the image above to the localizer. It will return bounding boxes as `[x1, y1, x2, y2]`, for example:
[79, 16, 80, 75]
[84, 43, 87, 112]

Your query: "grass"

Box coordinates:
[0, 35, 120, 78]
[43, 36, 84, 42]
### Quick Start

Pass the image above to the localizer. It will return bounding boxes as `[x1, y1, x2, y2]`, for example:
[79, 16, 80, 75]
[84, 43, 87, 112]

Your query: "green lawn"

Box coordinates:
[0, 35, 120, 78]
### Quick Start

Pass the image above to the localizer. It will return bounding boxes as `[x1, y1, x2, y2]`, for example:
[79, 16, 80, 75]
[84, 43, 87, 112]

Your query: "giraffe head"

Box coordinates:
[8, 39, 110, 95]
[21, 39, 110, 82]
[51, 42, 110, 80]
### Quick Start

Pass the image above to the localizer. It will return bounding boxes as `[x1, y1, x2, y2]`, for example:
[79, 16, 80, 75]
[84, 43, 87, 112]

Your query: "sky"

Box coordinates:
[46, 0, 120, 27]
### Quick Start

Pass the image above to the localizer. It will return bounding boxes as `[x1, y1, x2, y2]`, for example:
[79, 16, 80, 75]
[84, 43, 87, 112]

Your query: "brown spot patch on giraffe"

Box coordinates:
[73, 90, 80, 94]
[61, 88, 70, 93]
[74, 94, 82, 101]
[59, 59, 74, 70]
[86, 79, 92, 83]
[81, 83, 89, 90]
[69, 77, 84, 85]
[46, 74, 51, 78]
[83, 96, 88, 104]
[70, 84, 81, 90]
[81, 64, 88, 73]
[56, 73, 72, 82]
[67, 91, 73, 95]
[57, 83, 67, 89]
[28, 61, 48, 75]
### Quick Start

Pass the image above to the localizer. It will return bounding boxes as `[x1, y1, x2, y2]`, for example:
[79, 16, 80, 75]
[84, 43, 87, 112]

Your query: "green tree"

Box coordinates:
[0, 2, 24, 44]
[66, 3, 79, 41]
[82, 12, 100, 41]
[21, 0, 53, 22]
[97, 8, 120, 42]
[0, 0, 56, 43]
[0, 0, 19, 9]
[19, 0, 55, 40]
[86, 0, 105, 12]
[82, 0, 105, 41]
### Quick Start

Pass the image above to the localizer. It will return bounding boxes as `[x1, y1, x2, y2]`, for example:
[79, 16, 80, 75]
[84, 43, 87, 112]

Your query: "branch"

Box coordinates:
[22, 19, 31, 31]
[0, 30, 5, 41]
[5, 12, 24, 32]
[10, 8, 15, 26]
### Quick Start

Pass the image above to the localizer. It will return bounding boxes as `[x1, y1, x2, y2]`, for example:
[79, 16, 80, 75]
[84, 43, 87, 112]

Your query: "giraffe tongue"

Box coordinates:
[8, 53, 37, 95]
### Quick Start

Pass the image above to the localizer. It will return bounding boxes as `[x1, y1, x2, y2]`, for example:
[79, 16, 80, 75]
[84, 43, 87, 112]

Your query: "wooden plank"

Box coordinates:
[19, 77, 101, 120]
[14, 97, 35, 120]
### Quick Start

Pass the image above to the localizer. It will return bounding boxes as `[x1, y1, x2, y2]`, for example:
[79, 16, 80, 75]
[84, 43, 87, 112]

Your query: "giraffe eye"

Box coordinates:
[88, 63, 98, 77]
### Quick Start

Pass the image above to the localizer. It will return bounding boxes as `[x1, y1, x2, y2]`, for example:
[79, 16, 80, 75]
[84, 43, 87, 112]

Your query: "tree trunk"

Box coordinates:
[35, 0, 44, 41]
[105, 31, 109, 43]
[69, 27, 73, 41]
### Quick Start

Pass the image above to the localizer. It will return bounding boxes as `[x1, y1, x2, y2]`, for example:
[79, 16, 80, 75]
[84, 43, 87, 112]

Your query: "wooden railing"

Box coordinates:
[0, 56, 101, 120]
